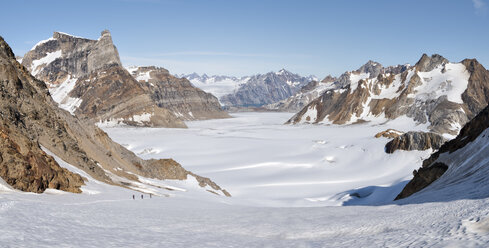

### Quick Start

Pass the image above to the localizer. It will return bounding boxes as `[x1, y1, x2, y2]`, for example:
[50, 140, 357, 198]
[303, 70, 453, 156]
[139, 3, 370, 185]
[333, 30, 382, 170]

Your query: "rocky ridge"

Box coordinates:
[287, 54, 489, 138]
[1, 36, 229, 196]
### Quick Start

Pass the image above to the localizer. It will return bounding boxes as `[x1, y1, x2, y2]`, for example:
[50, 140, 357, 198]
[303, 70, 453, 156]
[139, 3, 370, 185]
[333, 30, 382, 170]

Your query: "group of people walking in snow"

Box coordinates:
[132, 193, 152, 199]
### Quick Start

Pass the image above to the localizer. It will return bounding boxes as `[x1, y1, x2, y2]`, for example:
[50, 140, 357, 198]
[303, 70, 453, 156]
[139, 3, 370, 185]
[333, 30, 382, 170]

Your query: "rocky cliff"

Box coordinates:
[1, 36, 229, 196]
[395, 101, 489, 201]
[128, 66, 230, 120]
[287, 55, 489, 138]
[220, 69, 316, 107]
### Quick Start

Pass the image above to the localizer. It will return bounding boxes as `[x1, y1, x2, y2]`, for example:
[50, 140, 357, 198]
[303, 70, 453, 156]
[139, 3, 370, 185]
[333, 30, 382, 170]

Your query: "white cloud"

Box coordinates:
[473, 0, 485, 9]
[472, 0, 487, 14]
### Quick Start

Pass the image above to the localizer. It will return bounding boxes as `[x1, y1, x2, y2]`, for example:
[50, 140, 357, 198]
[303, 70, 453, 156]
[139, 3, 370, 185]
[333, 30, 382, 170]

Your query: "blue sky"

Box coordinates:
[1, 0, 488, 78]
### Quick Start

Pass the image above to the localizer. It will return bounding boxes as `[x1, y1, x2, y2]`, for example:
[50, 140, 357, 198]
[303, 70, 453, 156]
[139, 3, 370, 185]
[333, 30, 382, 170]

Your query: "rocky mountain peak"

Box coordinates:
[22, 30, 122, 82]
[0, 36, 15, 59]
[356, 60, 383, 78]
[87, 30, 121, 73]
[415, 53, 448, 72]
[101, 29, 111, 37]
[321, 75, 336, 83]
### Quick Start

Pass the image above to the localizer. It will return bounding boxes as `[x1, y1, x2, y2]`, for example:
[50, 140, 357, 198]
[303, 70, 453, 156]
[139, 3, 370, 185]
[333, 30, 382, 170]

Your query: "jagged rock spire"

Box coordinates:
[415, 54, 448, 72]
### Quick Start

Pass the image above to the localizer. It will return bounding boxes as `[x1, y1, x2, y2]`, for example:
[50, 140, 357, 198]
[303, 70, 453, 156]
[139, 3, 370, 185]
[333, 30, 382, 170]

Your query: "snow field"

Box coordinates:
[102, 112, 433, 207]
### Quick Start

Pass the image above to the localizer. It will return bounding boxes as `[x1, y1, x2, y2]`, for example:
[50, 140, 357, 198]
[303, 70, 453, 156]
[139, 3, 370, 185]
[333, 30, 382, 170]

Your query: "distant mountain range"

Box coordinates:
[180, 70, 317, 107]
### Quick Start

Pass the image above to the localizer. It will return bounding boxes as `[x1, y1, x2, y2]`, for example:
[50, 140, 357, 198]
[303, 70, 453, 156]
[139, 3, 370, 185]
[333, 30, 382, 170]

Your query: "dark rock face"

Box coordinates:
[415, 54, 449, 72]
[220, 69, 313, 107]
[129, 66, 230, 120]
[461, 59, 489, 119]
[395, 101, 489, 200]
[385, 132, 446, 154]
[395, 162, 448, 200]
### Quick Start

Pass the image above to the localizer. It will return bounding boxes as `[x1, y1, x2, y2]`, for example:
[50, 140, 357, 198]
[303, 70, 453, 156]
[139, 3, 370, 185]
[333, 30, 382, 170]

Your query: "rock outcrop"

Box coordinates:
[22, 30, 227, 127]
[384, 132, 446, 153]
[374, 129, 403, 139]
[0, 36, 229, 196]
[287, 54, 489, 137]
[220, 69, 316, 107]
[395, 101, 489, 201]
[128, 66, 230, 120]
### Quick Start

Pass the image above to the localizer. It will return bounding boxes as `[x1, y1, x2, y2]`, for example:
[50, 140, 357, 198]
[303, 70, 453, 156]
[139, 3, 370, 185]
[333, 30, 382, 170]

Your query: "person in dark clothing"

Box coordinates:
[141, 194, 143, 199]
[150, 193, 152, 199]
[132, 195, 135, 200]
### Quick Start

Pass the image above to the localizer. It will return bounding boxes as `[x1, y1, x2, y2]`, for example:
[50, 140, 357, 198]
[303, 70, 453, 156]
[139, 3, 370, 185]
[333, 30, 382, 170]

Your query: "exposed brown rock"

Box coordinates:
[0, 126, 84, 193]
[385, 132, 446, 154]
[129, 66, 230, 120]
[374, 129, 403, 139]
[71, 66, 186, 127]
[461, 59, 489, 119]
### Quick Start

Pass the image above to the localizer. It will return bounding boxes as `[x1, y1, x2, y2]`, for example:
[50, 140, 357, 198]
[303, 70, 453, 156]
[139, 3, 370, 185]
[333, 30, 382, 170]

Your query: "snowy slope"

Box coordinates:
[2, 112, 489, 247]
